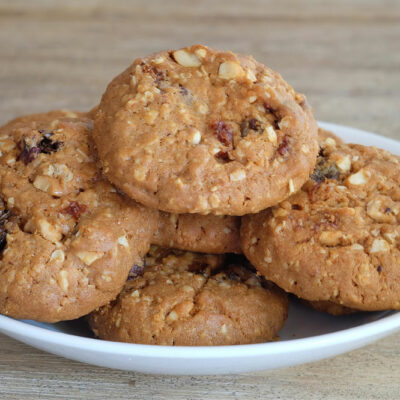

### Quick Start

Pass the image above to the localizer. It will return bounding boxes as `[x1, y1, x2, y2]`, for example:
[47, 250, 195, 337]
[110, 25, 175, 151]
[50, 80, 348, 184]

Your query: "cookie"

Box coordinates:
[242, 139, 400, 310]
[304, 300, 357, 316]
[152, 212, 241, 254]
[88, 247, 288, 346]
[0, 111, 158, 322]
[94, 44, 318, 215]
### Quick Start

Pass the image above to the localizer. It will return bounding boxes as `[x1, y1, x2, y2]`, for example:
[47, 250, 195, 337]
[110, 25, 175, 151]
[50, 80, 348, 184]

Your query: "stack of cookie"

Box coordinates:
[1, 45, 399, 347]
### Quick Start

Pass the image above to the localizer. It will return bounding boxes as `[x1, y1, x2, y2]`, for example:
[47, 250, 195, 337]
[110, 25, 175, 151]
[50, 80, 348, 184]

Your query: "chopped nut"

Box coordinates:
[319, 231, 343, 246]
[195, 48, 207, 58]
[301, 144, 309, 154]
[230, 169, 246, 181]
[37, 219, 62, 242]
[245, 68, 257, 82]
[325, 138, 337, 147]
[289, 179, 295, 194]
[134, 167, 147, 182]
[220, 324, 228, 334]
[152, 56, 165, 64]
[189, 129, 202, 145]
[197, 103, 209, 114]
[370, 239, 390, 253]
[144, 110, 159, 125]
[167, 310, 178, 322]
[58, 270, 69, 292]
[50, 249, 65, 263]
[347, 169, 369, 185]
[33, 176, 51, 193]
[335, 155, 351, 173]
[173, 50, 201, 67]
[117, 236, 129, 247]
[383, 231, 398, 244]
[266, 126, 277, 144]
[218, 61, 244, 79]
[351, 243, 364, 251]
[75, 251, 104, 266]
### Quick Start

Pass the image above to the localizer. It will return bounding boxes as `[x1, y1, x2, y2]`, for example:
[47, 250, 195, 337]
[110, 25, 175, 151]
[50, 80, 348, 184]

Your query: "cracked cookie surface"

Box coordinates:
[94, 44, 318, 215]
[242, 139, 400, 311]
[152, 212, 241, 254]
[0, 111, 158, 322]
[88, 246, 288, 346]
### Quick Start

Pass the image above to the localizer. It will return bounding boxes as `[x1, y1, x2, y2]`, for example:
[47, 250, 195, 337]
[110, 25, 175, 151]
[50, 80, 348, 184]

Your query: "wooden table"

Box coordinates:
[0, 0, 399, 398]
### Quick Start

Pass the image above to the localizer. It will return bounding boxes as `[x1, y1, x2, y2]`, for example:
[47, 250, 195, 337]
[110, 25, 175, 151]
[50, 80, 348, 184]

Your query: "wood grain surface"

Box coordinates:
[0, 0, 399, 398]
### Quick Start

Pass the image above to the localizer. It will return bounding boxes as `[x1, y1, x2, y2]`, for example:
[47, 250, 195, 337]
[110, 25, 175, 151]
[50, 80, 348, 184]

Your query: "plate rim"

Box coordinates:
[1, 311, 400, 359]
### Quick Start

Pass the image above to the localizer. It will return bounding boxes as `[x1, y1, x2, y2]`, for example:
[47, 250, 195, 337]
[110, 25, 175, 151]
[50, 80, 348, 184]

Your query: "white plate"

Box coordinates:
[1, 122, 400, 375]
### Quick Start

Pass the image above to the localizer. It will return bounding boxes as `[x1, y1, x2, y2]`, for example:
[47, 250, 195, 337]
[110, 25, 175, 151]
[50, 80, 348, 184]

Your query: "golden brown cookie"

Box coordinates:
[152, 212, 241, 254]
[242, 140, 400, 311]
[0, 111, 158, 322]
[88, 247, 288, 346]
[94, 44, 318, 215]
[304, 300, 357, 316]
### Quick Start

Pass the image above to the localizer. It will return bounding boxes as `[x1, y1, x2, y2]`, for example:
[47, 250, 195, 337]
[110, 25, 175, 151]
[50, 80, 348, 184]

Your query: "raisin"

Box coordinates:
[141, 63, 165, 84]
[0, 206, 10, 252]
[179, 85, 188, 96]
[18, 134, 62, 165]
[215, 150, 231, 163]
[37, 137, 62, 154]
[241, 118, 263, 137]
[240, 121, 249, 138]
[211, 121, 233, 147]
[18, 142, 40, 165]
[127, 261, 146, 281]
[385, 207, 392, 213]
[310, 160, 340, 183]
[277, 137, 290, 156]
[62, 202, 87, 220]
[292, 204, 302, 210]
[377, 265, 382, 273]
[264, 102, 275, 113]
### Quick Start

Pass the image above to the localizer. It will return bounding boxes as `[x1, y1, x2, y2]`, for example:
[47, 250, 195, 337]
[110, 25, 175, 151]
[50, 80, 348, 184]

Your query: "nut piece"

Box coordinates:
[75, 250, 104, 266]
[335, 155, 351, 173]
[218, 61, 244, 80]
[319, 231, 343, 246]
[370, 239, 390, 253]
[37, 219, 62, 242]
[266, 126, 277, 144]
[189, 129, 202, 145]
[347, 169, 369, 185]
[58, 270, 69, 292]
[33, 176, 51, 193]
[195, 48, 207, 58]
[117, 236, 129, 248]
[50, 249, 65, 263]
[173, 50, 201, 67]
[230, 169, 246, 181]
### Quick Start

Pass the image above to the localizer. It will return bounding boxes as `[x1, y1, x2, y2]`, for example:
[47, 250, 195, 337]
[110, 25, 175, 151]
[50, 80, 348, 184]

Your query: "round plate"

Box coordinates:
[1, 122, 399, 375]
